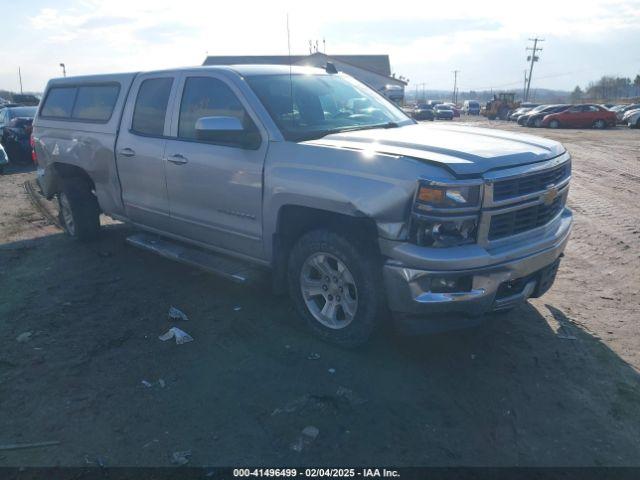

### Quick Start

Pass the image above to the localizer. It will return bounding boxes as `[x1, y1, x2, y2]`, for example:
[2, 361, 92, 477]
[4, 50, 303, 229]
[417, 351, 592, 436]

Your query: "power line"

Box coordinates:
[525, 37, 544, 101]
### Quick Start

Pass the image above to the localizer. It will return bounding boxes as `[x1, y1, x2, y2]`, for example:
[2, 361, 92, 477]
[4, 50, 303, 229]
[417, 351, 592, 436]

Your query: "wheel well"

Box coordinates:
[271, 205, 379, 294]
[50, 163, 95, 194]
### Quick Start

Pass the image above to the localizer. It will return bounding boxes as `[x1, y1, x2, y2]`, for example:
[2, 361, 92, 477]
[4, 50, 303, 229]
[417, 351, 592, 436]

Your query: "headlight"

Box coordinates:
[411, 179, 483, 247]
[415, 183, 481, 211]
[412, 216, 478, 247]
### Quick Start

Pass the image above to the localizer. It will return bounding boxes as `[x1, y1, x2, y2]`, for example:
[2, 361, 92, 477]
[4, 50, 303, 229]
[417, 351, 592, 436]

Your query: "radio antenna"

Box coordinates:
[286, 14, 294, 123]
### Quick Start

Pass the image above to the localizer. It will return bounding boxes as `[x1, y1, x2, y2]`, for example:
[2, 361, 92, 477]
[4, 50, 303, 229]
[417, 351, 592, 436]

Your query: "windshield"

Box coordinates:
[436, 105, 450, 110]
[8, 106, 37, 118]
[245, 73, 412, 141]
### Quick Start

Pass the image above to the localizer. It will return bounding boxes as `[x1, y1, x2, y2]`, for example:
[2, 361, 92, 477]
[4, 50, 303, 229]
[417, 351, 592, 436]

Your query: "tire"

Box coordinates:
[593, 119, 606, 129]
[548, 120, 560, 129]
[534, 118, 543, 128]
[636, 118, 640, 129]
[0, 165, 4, 175]
[287, 229, 384, 347]
[57, 180, 101, 241]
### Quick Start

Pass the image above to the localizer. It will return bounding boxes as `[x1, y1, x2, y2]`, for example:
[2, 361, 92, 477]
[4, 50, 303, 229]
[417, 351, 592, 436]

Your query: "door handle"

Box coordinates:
[119, 147, 136, 157]
[167, 153, 188, 165]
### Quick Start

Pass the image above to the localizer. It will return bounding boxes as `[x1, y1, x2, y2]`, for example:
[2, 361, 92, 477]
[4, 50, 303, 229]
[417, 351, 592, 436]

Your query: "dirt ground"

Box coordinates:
[1, 118, 639, 467]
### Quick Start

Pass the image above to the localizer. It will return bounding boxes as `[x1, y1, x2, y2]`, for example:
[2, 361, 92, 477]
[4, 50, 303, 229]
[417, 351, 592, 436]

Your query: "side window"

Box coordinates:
[41, 87, 77, 118]
[568, 106, 580, 113]
[131, 78, 173, 136]
[178, 77, 255, 145]
[72, 85, 119, 121]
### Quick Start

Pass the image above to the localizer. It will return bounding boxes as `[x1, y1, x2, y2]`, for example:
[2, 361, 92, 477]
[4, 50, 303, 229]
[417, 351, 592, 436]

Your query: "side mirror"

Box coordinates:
[195, 116, 260, 149]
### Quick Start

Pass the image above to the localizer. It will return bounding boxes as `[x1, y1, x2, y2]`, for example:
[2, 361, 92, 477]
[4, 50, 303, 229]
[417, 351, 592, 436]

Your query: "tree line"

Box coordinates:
[571, 75, 640, 103]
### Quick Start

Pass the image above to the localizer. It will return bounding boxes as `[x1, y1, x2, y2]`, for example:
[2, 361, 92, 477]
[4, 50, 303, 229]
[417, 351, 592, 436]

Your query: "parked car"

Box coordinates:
[0, 142, 8, 174]
[615, 104, 640, 123]
[442, 103, 461, 117]
[623, 108, 640, 128]
[33, 65, 572, 346]
[11, 94, 40, 106]
[541, 104, 616, 129]
[522, 105, 570, 127]
[509, 106, 533, 122]
[463, 100, 480, 115]
[412, 103, 435, 121]
[0, 105, 37, 163]
[516, 105, 549, 126]
[434, 104, 454, 120]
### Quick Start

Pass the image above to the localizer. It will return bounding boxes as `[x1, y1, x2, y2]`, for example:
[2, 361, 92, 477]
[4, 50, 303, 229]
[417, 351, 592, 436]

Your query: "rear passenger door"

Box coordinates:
[116, 73, 177, 230]
[585, 105, 601, 125]
[163, 72, 267, 258]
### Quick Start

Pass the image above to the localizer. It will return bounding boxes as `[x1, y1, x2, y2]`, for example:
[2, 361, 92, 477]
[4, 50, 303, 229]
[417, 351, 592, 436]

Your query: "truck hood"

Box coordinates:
[303, 123, 565, 177]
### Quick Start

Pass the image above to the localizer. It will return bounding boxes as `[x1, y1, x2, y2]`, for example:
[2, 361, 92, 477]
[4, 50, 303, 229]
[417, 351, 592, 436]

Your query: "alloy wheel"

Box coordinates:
[300, 252, 358, 329]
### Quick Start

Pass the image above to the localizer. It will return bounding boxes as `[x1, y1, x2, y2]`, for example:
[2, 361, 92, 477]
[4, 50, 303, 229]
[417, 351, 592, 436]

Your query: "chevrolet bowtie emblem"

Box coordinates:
[542, 184, 559, 206]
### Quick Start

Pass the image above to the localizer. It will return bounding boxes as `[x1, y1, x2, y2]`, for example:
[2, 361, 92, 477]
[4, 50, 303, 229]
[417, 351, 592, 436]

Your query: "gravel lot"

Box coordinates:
[0, 117, 639, 467]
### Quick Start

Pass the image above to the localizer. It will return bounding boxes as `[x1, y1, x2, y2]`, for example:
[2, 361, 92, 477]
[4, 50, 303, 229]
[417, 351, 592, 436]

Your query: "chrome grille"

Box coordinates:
[488, 191, 567, 240]
[492, 161, 571, 201]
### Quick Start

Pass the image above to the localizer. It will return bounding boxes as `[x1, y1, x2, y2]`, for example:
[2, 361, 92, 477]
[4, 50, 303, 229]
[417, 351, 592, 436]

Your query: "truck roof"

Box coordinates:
[45, 64, 328, 86]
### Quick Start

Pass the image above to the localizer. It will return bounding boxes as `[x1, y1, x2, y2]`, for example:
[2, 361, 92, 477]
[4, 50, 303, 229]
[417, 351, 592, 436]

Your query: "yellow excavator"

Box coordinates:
[481, 93, 519, 120]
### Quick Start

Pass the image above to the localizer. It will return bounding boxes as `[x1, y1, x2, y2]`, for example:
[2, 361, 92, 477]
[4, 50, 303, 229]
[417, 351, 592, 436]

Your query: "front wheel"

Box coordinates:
[593, 119, 606, 129]
[548, 120, 560, 129]
[287, 230, 384, 347]
[57, 181, 101, 241]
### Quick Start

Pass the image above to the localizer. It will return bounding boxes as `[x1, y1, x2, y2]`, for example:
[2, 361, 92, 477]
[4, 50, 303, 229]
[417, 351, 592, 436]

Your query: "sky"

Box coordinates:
[1, 0, 639, 93]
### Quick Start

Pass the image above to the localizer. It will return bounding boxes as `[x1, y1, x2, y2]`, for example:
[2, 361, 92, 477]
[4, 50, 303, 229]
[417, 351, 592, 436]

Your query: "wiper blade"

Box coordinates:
[295, 122, 402, 142]
[338, 122, 400, 132]
[312, 122, 400, 139]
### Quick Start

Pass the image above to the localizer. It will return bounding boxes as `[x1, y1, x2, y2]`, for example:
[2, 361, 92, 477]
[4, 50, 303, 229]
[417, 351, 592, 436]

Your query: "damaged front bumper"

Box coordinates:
[381, 208, 572, 333]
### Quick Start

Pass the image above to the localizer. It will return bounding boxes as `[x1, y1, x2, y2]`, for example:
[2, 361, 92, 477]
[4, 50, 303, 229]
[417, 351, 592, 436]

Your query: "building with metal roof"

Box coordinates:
[203, 52, 407, 102]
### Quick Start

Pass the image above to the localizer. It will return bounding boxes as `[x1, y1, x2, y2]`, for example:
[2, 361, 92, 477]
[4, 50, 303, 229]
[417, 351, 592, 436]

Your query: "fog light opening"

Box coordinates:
[429, 276, 473, 294]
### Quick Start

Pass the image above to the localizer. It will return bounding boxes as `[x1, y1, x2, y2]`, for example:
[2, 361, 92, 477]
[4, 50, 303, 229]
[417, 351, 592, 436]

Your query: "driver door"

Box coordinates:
[163, 73, 268, 258]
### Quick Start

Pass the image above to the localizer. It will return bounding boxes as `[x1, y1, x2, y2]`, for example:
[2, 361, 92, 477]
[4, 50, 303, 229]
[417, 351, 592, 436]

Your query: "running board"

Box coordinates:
[126, 232, 265, 285]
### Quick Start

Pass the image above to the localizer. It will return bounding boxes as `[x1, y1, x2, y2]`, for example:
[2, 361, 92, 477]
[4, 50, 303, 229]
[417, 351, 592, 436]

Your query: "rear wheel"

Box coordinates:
[593, 119, 606, 129]
[287, 229, 384, 347]
[534, 118, 543, 128]
[57, 181, 101, 241]
[549, 119, 560, 129]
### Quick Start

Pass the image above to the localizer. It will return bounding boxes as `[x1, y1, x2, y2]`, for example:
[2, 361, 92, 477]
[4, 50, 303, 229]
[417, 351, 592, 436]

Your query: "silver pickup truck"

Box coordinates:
[33, 64, 572, 346]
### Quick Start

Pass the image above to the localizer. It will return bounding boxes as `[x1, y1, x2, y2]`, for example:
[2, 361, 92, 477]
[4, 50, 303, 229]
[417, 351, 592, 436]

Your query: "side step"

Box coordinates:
[126, 232, 267, 285]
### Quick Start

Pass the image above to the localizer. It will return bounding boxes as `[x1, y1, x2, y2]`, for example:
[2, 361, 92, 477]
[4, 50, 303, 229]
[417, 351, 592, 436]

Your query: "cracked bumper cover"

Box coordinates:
[381, 208, 572, 323]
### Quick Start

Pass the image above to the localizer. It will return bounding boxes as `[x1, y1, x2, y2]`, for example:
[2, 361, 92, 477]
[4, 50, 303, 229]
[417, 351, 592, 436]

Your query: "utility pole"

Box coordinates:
[18, 67, 23, 94]
[525, 38, 543, 101]
[523, 70, 528, 101]
[452, 70, 459, 103]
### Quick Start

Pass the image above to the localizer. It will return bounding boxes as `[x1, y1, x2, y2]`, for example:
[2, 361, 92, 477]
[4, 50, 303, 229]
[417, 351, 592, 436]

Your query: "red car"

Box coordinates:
[541, 104, 616, 129]
[443, 103, 461, 117]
